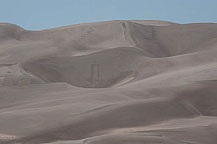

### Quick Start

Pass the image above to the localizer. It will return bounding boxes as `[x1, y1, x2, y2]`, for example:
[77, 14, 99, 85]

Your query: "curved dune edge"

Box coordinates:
[111, 74, 135, 87]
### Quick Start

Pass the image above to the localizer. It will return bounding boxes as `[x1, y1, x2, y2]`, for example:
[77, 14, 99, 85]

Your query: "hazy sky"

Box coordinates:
[1, 0, 217, 30]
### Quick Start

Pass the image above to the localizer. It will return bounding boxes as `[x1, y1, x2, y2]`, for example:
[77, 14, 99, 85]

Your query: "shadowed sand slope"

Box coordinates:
[1, 20, 217, 144]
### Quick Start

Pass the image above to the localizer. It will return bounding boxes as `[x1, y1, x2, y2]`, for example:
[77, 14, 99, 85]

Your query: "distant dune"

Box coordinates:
[1, 20, 217, 144]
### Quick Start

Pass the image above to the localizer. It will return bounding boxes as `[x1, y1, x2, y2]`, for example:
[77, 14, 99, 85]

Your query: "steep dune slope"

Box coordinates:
[22, 47, 146, 88]
[19, 21, 132, 54]
[1, 20, 217, 144]
[154, 23, 217, 56]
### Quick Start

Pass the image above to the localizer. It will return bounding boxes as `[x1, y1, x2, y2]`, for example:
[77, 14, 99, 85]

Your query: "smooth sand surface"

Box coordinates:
[1, 20, 217, 144]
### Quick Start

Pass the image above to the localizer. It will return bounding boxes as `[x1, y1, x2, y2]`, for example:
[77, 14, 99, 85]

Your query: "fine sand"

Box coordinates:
[1, 20, 217, 144]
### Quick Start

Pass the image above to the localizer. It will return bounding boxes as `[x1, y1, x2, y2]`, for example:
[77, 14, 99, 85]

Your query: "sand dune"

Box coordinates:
[1, 20, 217, 144]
